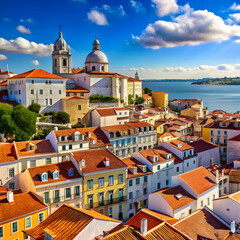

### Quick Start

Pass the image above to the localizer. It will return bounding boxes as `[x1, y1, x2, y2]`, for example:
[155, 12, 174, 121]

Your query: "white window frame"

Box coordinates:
[11, 220, 18, 234]
[38, 212, 45, 224]
[8, 167, 15, 178]
[0, 226, 4, 239]
[25, 216, 32, 229]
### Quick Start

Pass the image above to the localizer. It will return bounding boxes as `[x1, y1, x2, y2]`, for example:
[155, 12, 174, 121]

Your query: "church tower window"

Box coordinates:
[63, 59, 67, 67]
[92, 66, 96, 71]
[101, 66, 104, 72]
[54, 59, 57, 67]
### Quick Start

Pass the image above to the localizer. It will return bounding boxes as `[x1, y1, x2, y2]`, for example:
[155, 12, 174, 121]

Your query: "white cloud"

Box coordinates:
[102, 4, 126, 16]
[0, 54, 7, 60]
[133, 10, 240, 49]
[0, 37, 53, 57]
[229, 13, 240, 23]
[31, 60, 40, 66]
[152, 0, 178, 17]
[16, 25, 31, 34]
[120, 63, 240, 79]
[87, 10, 108, 26]
[130, 0, 146, 13]
[19, 18, 33, 23]
[230, 2, 240, 11]
[235, 39, 240, 43]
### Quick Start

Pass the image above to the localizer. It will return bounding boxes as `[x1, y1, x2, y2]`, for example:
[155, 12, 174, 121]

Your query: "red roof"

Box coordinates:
[72, 68, 85, 74]
[66, 86, 89, 93]
[188, 139, 218, 153]
[128, 77, 141, 82]
[229, 134, 240, 141]
[9, 69, 65, 79]
[96, 108, 117, 116]
[0, 71, 15, 75]
[0, 81, 7, 86]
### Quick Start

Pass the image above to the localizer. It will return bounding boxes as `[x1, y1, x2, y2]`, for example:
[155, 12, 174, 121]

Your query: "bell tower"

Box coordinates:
[52, 26, 71, 74]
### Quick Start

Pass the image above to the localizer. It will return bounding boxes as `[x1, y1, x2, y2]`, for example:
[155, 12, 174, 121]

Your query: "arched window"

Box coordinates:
[53, 170, 59, 179]
[92, 66, 96, 71]
[63, 59, 67, 66]
[41, 172, 48, 181]
[101, 66, 104, 72]
[54, 59, 57, 67]
[85, 66, 87, 72]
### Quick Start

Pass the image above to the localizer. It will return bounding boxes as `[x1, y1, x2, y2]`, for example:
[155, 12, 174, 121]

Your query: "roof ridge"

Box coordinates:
[27, 69, 36, 78]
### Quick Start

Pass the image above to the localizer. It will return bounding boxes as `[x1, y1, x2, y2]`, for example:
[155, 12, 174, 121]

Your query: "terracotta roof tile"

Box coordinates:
[25, 204, 120, 240]
[150, 185, 196, 211]
[96, 108, 117, 116]
[188, 139, 218, 153]
[9, 69, 65, 79]
[0, 81, 7, 86]
[165, 139, 193, 151]
[126, 209, 178, 231]
[173, 207, 230, 240]
[66, 86, 89, 93]
[71, 68, 85, 74]
[178, 167, 216, 195]
[128, 77, 141, 82]
[0, 71, 15, 75]
[28, 161, 82, 186]
[0, 191, 47, 223]
[0, 143, 18, 163]
[72, 149, 128, 174]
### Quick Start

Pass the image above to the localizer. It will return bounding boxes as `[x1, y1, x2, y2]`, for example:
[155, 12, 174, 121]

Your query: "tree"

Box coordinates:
[143, 87, 152, 94]
[128, 94, 134, 104]
[28, 103, 41, 114]
[134, 96, 145, 105]
[0, 103, 13, 118]
[54, 112, 70, 124]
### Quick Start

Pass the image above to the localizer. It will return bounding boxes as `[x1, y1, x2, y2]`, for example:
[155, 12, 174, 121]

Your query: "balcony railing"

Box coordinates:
[85, 196, 127, 209]
[44, 193, 82, 204]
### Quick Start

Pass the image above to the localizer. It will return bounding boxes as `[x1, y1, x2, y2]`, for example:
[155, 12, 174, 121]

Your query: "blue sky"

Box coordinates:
[1, 0, 240, 79]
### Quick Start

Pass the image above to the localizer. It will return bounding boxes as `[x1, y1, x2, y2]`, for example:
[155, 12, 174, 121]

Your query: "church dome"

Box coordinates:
[85, 37, 108, 63]
[85, 50, 108, 63]
[54, 32, 69, 52]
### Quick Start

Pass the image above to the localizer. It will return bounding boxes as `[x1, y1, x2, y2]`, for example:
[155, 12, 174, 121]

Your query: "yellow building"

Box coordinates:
[152, 91, 168, 108]
[0, 191, 48, 240]
[155, 123, 165, 134]
[72, 149, 128, 221]
[127, 77, 142, 99]
[61, 96, 89, 126]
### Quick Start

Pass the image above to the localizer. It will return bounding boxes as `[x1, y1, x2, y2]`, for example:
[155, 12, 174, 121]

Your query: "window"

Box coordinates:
[118, 174, 123, 184]
[99, 177, 104, 187]
[166, 179, 169, 186]
[99, 192, 104, 206]
[30, 160, 36, 168]
[210, 137, 213, 143]
[79, 143, 83, 148]
[53, 170, 59, 179]
[88, 195, 93, 208]
[9, 182, 15, 190]
[157, 165, 160, 170]
[62, 145, 66, 151]
[108, 190, 113, 204]
[129, 192, 133, 199]
[118, 204, 123, 220]
[92, 66, 96, 71]
[0, 226, 3, 238]
[166, 170, 169, 177]
[75, 186, 80, 197]
[38, 213, 44, 224]
[176, 166, 179, 172]
[201, 200, 203, 207]
[50, 90, 52, 94]
[78, 105, 81, 110]
[66, 188, 71, 198]
[25, 217, 31, 229]
[59, 90, 62, 94]
[144, 175, 148, 183]
[32, 80, 34, 84]
[11, 221, 18, 234]
[166, 163, 169, 168]
[207, 197, 210, 205]
[31, 89, 34, 94]
[40, 89, 43, 95]
[129, 179, 133, 187]
[101, 66, 104, 71]
[46, 158, 52, 165]
[210, 130, 213, 136]
[87, 179, 93, 190]
[136, 178, 140, 185]
[63, 59, 67, 66]
[109, 206, 113, 218]
[157, 182, 161, 190]
[54, 190, 59, 202]
[44, 192, 49, 204]
[213, 194, 215, 199]
[143, 188, 147, 195]
[80, 93, 84, 96]
[69, 144, 72, 150]
[54, 59, 57, 67]
[8, 168, 15, 178]
[119, 189, 123, 201]
[50, 99, 52, 105]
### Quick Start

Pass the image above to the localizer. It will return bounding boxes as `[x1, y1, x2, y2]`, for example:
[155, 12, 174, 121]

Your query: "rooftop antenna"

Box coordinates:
[6, 64, 8, 71]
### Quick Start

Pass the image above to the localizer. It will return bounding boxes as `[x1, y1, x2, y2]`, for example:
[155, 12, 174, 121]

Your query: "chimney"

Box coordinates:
[231, 220, 236, 234]
[210, 158, 214, 166]
[54, 126, 58, 131]
[215, 169, 219, 184]
[140, 218, 148, 235]
[7, 191, 14, 203]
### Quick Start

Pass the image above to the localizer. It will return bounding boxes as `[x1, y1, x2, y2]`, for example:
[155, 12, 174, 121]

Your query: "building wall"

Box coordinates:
[152, 92, 168, 108]
[180, 108, 199, 119]
[90, 77, 112, 96]
[61, 98, 89, 125]
[227, 140, 240, 164]
[213, 198, 240, 224]
[1, 209, 48, 240]
[83, 168, 128, 221]
[197, 147, 220, 167]
[174, 201, 197, 220]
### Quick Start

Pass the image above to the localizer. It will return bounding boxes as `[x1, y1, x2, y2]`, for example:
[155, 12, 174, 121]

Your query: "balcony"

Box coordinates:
[44, 193, 82, 204]
[85, 196, 127, 209]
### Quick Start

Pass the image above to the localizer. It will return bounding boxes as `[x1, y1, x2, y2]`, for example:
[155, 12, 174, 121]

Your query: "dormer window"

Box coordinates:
[167, 154, 171, 159]
[178, 143, 182, 148]
[26, 142, 35, 151]
[68, 168, 74, 176]
[74, 131, 80, 141]
[53, 170, 59, 179]
[154, 156, 158, 162]
[41, 172, 48, 181]
[91, 140, 96, 145]
[142, 165, 146, 172]
[175, 193, 183, 200]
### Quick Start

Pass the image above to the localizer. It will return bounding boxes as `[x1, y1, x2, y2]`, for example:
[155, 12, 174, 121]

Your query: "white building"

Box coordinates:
[91, 107, 130, 127]
[227, 134, 240, 164]
[7, 69, 66, 111]
[189, 139, 220, 167]
[0, 69, 16, 81]
[213, 191, 240, 225]
[122, 157, 152, 219]
[149, 167, 219, 219]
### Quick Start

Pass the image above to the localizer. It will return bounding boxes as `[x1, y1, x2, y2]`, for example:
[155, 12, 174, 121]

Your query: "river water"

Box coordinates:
[142, 81, 240, 112]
